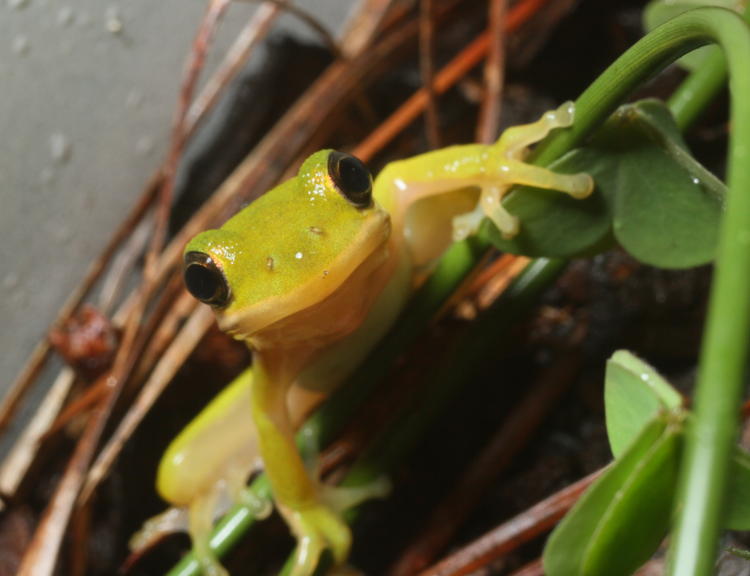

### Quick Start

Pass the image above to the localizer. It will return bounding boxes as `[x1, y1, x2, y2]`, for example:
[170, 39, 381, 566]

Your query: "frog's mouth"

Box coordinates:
[216, 212, 392, 343]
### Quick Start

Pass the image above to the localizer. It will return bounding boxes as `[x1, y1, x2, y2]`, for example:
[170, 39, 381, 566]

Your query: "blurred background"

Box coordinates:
[0, 0, 350, 393]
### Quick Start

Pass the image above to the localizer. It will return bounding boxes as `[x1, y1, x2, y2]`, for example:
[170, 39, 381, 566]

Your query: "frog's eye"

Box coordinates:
[184, 251, 230, 307]
[328, 151, 373, 209]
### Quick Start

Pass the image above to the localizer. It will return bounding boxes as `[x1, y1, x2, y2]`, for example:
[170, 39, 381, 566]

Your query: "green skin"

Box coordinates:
[155, 102, 593, 576]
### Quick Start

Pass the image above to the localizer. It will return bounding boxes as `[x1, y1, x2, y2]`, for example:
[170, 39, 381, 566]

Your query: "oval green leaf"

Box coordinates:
[605, 350, 683, 458]
[486, 100, 725, 268]
[543, 417, 677, 576]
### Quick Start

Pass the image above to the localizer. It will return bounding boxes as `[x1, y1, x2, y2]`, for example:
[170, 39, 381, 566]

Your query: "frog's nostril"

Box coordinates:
[184, 251, 230, 307]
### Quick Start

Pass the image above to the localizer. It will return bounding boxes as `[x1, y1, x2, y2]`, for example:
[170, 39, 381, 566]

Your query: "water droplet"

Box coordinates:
[692, 176, 701, 185]
[3, 273, 18, 290]
[126, 89, 142, 109]
[76, 10, 91, 27]
[105, 6, 123, 35]
[12, 34, 30, 56]
[7, 0, 30, 11]
[640, 372, 650, 382]
[49, 132, 72, 164]
[135, 135, 154, 156]
[54, 225, 72, 242]
[39, 166, 55, 184]
[57, 6, 74, 27]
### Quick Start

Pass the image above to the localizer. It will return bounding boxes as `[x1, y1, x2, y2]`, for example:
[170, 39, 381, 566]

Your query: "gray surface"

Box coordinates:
[0, 0, 350, 392]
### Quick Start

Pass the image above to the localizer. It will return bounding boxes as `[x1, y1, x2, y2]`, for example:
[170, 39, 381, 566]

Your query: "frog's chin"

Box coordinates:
[216, 215, 392, 345]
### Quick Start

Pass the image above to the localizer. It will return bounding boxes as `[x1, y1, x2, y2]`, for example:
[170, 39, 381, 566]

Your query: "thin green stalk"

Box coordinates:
[667, 47, 727, 131]
[661, 11, 750, 576]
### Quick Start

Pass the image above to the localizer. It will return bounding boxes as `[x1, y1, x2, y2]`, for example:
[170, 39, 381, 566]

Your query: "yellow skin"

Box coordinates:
[142, 102, 593, 575]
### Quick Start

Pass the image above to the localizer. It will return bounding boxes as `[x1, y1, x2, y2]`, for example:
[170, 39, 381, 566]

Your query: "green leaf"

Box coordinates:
[725, 447, 750, 530]
[543, 418, 680, 576]
[486, 100, 725, 268]
[643, 0, 739, 71]
[610, 101, 725, 268]
[605, 350, 683, 458]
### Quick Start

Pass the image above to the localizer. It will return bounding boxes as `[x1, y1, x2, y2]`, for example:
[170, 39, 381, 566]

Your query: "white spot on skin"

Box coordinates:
[394, 178, 407, 191]
[49, 132, 72, 163]
[12, 34, 30, 56]
[294, 252, 303, 260]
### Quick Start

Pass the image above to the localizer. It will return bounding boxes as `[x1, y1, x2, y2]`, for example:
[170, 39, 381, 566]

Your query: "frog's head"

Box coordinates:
[182, 150, 391, 342]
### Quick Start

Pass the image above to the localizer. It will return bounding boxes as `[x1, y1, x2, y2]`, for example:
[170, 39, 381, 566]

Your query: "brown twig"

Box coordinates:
[416, 469, 604, 576]
[186, 2, 282, 135]
[0, 369, 76, 498]
[476, 0, 506, 144]
[0, 174, 159, 430]
[17, 4, 233, 575]
[508, 558, 544, 576]
[354, 0, 553, 161]
[419, 0, 441, 149]
[390, 352, 582, 576]
[83, 305, 214, 498]
[15, 371, 112, 576]
[339, 0, 401, 56]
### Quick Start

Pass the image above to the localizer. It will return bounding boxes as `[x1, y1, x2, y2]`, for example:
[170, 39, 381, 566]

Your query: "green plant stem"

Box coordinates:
[541, 8, 750, 573]
[667, 48, 727, 131]
[661, 11, 750, 576]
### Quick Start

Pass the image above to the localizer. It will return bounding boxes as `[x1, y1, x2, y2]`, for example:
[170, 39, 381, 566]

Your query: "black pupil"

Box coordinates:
[184, 251, 229, 306]
[185, 263, 219, 301]
[338, 156, 370, 196]
[330, 151, 371, 207]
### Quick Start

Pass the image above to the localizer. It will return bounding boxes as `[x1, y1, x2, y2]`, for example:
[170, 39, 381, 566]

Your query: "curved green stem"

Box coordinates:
[659, 11, 750, 576]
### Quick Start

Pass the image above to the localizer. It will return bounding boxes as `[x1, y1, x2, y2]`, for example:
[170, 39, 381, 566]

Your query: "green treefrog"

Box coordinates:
[135, 102, 593, 575]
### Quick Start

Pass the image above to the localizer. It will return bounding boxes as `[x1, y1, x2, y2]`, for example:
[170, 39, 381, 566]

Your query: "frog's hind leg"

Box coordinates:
[188, 489, 229, 576]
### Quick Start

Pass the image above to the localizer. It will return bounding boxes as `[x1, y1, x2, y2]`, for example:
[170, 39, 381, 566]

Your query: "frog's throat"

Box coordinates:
[216, 213, 391, 341]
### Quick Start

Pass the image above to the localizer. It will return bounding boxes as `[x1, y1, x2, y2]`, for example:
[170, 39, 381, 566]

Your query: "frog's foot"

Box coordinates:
[498, 100, 576, 160]
[321, 476, 392, 513]
[284, 503, 353, 576]
[129, 507, 188, 552]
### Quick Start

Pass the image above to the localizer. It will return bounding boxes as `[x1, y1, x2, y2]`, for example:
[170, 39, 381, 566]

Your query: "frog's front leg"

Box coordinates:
[454, 101, 594, 240]
[251, 355, 351, 576]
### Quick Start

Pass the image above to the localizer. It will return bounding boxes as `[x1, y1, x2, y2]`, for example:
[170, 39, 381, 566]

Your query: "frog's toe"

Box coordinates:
[321, 476, 392, 513]
[452, 206, 485, 242]
[286, 504, 352, 576]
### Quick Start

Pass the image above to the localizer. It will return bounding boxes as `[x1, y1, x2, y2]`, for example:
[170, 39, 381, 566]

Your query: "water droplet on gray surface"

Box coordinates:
[3, 273, 19, 290]
[105, 6, 123, 35]
[49, 132, 72, 164]
[39, 166, 55, 184]
[12, 34, 30, 56]
[57, 6, 74, 27]
[7, 0, 30, 11]
[126, 89, 143, 109]
[135, 135, 154, 156]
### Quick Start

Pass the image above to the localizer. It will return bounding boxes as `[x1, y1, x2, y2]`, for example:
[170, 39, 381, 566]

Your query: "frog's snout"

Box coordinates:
[184, 251, 231, 308]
